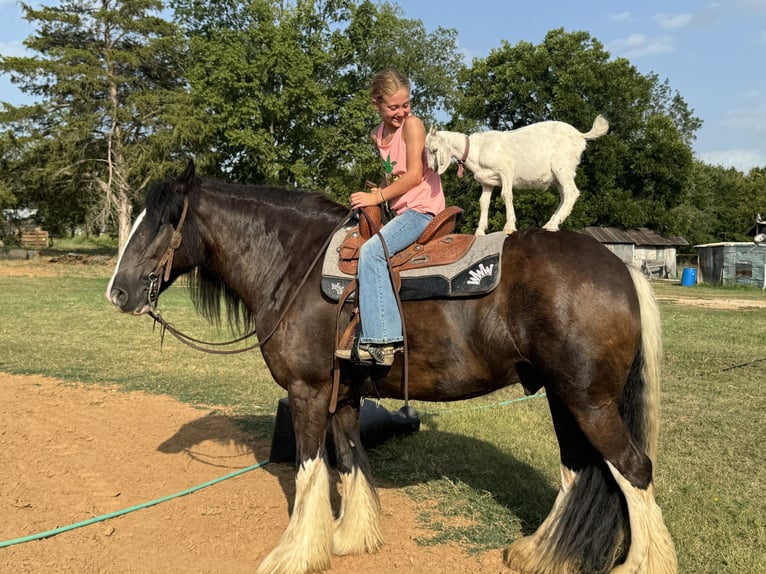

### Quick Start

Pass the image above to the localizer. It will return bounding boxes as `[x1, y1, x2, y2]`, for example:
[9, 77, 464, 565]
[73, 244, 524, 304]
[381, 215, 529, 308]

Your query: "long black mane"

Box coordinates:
[144, 171, 348, 335]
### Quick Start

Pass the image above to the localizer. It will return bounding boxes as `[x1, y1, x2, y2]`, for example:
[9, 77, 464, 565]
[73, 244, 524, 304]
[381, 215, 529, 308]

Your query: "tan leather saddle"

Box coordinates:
[334, 205, 472, 355]
[337, 205, 474, 275]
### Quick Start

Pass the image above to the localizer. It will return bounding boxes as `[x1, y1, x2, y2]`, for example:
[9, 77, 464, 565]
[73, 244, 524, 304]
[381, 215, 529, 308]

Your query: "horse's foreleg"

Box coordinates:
[257, 384, 334, 574]
[331, 399, 383, 556]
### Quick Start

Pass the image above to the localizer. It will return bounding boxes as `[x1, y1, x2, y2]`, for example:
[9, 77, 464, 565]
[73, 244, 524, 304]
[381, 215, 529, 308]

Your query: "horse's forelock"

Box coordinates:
[144, 176, 194, 232]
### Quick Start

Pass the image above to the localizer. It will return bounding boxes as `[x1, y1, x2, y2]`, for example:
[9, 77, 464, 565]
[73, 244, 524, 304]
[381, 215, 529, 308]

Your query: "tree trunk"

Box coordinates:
[116, 187, 133, 251]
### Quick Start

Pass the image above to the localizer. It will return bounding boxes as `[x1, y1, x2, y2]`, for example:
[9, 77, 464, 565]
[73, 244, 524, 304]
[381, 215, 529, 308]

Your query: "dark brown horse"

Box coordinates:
[106, 161, 676, 574]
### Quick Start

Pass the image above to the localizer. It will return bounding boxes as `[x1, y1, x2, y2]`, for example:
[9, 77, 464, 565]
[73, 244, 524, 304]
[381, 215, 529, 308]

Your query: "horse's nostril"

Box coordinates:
[109, 287, 127, 307]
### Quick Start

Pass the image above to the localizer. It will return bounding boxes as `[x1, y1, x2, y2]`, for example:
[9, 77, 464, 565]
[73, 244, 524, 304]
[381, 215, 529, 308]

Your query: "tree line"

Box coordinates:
[0, 0, 764, 250]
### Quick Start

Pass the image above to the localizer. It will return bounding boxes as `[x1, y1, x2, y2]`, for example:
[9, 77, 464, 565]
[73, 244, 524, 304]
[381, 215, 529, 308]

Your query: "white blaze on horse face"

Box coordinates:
[105, 209, 147, 303]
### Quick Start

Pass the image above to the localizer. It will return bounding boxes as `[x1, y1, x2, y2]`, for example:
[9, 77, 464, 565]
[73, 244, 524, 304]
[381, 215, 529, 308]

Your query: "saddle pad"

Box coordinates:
[321, 226, 507, 302]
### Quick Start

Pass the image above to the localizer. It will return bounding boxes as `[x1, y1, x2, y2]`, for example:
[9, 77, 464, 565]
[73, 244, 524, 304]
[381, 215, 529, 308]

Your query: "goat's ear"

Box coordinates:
[428, 125, 437, 136]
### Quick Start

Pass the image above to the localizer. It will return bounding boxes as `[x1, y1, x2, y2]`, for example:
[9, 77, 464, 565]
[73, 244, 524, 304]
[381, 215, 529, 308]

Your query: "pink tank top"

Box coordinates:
[374, 120, 445, 216]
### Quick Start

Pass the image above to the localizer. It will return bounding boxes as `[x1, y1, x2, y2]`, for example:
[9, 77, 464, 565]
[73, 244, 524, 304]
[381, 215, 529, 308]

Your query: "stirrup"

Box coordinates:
[335, 341, 401, 367]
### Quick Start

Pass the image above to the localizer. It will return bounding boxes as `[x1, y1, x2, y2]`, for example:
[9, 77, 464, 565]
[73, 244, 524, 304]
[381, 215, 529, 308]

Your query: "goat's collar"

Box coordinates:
[456, 135, 470, 178]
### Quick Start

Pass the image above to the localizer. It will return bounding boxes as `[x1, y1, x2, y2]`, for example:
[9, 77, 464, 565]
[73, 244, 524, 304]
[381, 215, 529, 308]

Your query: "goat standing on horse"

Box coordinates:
[425, 115, 609, 235]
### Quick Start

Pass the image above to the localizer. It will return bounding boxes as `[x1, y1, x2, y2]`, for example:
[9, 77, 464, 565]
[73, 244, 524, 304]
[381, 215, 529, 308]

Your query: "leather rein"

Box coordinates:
[147, 196, 354, 355]
[144, 198, 408, 414]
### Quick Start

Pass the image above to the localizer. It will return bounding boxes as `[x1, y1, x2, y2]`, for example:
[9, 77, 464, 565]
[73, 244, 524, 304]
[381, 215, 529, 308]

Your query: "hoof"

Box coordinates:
[504, 534, 579, 574]
[256, 544, 331, 574]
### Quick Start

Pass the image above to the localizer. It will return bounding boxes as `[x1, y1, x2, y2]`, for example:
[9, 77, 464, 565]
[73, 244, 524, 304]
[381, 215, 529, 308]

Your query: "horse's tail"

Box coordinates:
[624, 264, 662, 464]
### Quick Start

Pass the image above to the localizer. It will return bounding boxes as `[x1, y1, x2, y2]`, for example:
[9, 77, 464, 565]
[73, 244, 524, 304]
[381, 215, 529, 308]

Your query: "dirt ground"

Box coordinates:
[1, 373, 504, 574]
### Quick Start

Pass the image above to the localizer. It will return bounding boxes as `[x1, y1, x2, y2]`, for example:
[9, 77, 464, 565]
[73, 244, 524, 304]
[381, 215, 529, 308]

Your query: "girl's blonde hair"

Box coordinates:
[371, 68, 410, 101]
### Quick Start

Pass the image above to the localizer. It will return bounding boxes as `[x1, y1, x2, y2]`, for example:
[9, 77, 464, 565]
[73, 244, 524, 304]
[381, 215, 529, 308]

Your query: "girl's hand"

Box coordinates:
[350, 189, 383, 209]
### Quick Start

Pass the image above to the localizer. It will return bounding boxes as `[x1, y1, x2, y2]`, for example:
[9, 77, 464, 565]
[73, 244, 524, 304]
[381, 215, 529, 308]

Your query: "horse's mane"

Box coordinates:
[144, 173, 347, 335]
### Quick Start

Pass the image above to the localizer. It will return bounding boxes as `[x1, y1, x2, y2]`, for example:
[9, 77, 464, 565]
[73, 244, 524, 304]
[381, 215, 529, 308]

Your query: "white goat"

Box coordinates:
[426, 115, 609, 235]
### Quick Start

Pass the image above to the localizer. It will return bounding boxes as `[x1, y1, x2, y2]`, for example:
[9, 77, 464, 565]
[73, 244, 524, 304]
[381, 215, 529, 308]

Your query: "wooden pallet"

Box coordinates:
[20, 229, 49, 249]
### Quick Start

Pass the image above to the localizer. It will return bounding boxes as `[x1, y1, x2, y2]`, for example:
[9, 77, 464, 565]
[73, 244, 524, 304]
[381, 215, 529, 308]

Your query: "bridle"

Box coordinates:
[141, 197, 405, 415]
[148, 196, 189, 309]
[146, 196, 354, 356]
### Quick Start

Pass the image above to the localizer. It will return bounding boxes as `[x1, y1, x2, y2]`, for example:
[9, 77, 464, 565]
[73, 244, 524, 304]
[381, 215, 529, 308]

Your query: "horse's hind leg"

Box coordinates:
[503, 462, 584, 574]
[330, 399, 383, 555]
[257, 383, 334, 574]
[606, 461, 677, 574]
[507, 390, 676, 574]
[570, 405, 676, 574]
[504, 392, 625, 574]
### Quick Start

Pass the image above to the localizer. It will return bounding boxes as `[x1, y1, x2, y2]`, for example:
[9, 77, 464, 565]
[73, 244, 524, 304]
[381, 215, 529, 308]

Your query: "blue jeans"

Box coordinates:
[358, 209, 433, 344]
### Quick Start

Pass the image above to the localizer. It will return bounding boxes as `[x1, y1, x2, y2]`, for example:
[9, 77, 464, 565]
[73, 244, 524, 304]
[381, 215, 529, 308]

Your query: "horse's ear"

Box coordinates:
[177, 159, 196, 186]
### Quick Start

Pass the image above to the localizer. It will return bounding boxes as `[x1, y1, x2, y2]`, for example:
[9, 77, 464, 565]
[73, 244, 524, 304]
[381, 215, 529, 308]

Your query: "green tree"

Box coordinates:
[0, 0, 194, 247]
[170, 0, 463, 198]
[675, 162, 766, 245]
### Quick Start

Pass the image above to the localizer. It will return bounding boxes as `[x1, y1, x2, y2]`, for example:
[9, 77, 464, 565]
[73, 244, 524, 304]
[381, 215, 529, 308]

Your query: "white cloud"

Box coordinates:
[654, 12, 694, 29]
[609, 12, 633, 23]
[721, 102, 766, 133]
[698, 148, 766, 172]
[607, 33, 675, 58]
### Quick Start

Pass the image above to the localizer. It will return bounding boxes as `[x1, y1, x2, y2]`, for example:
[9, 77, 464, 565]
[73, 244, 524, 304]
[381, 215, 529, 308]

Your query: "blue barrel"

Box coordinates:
[681, 267, 697, 287]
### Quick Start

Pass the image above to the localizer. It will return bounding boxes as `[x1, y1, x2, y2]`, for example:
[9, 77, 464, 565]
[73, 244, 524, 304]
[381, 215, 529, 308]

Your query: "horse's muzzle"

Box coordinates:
[108, 285, 151, 315]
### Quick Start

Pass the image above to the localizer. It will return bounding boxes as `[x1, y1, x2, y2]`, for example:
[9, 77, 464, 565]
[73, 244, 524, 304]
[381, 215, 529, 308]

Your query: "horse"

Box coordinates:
[106, 161, 677, 574]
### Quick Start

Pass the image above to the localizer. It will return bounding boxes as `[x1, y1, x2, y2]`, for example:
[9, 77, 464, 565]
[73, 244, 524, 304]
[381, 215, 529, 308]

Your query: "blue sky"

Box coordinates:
[2, 1, 766, 172]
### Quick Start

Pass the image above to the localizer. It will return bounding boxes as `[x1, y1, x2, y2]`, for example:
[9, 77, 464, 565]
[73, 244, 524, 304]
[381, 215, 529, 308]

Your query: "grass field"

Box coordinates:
[1, 255, 764, 573]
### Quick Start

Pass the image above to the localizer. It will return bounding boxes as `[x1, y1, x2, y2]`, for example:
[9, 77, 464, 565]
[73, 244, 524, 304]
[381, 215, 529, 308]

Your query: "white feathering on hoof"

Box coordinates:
[333, 467, 383, 556]
[256, 457, 334, 574]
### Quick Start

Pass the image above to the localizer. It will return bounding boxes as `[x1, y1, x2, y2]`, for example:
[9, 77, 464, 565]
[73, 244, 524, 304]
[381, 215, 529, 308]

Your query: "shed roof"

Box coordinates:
[694, 242, 757, 248]
[578, 226, 688, 247]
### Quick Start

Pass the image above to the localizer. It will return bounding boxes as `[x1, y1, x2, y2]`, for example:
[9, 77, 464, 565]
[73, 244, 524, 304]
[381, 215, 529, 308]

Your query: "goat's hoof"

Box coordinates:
[475, 230, 486, 236]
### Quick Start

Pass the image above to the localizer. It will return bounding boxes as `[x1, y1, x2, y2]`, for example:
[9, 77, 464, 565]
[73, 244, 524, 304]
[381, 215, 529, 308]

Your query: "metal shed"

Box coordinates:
[578, 227, 689, 278]
[694, 242, 766, 288]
